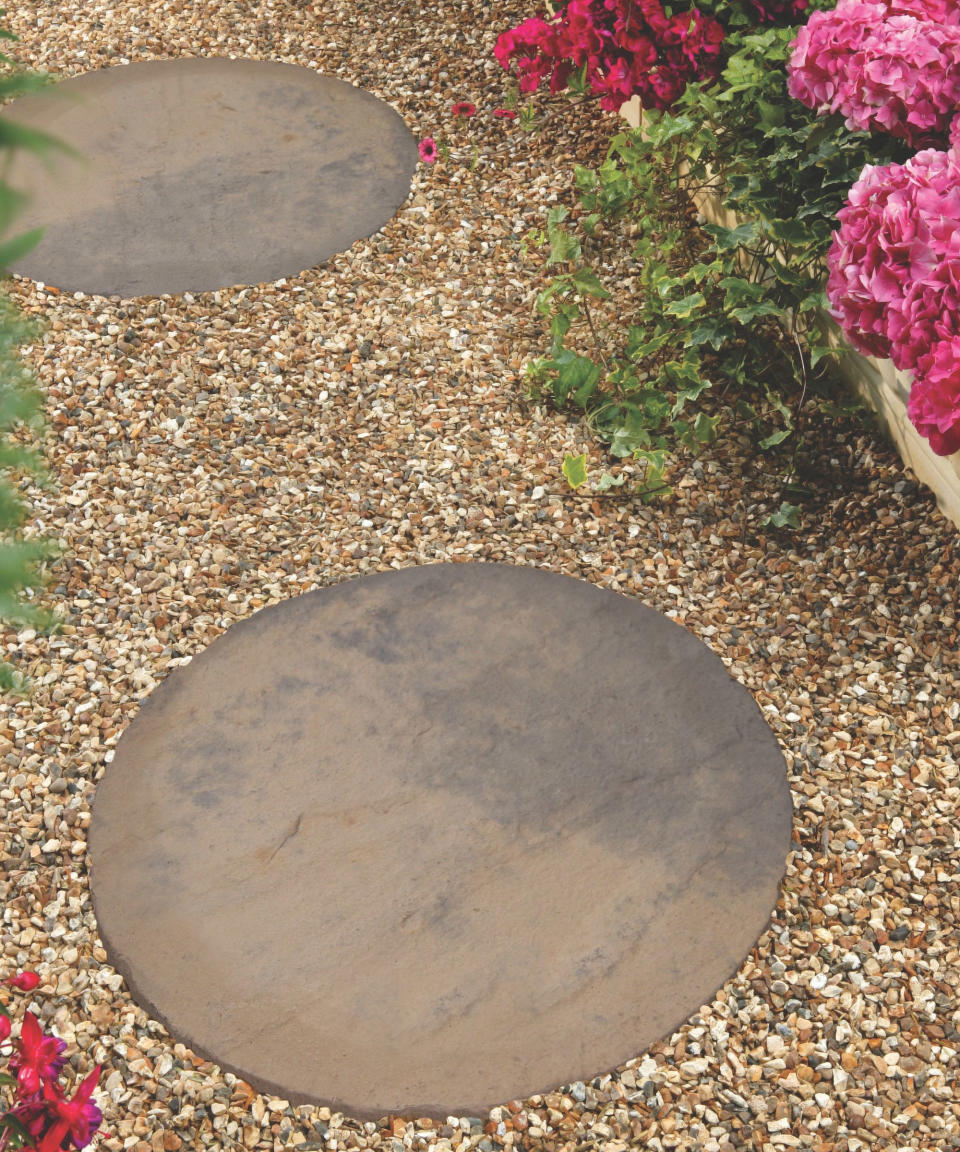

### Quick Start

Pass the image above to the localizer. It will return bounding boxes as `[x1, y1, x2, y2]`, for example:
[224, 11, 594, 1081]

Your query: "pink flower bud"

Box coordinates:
[5, 971, 40, 991]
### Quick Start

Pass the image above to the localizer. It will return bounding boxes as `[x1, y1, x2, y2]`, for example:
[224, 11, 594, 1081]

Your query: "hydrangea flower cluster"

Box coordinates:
[827, 147, 960, 455]
[787, 0, 960, 146]
[494, 0, 728, 111]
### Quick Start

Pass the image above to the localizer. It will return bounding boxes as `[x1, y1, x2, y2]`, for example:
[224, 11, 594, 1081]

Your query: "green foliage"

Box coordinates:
[0, 23, 61, 693]
[526, 23, 907, 503]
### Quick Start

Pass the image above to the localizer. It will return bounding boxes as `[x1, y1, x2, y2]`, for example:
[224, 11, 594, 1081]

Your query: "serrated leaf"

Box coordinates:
[561, 452, 589, 489]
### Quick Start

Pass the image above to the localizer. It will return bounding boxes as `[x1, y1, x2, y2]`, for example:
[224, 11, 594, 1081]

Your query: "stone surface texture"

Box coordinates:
[0, 58, 417, 296]
[1, 0, 959, 1148]
[89, 563, 791, 1118]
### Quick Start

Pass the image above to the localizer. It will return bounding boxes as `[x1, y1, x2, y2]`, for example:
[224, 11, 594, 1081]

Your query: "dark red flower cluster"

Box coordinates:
[1, 973, 103, 1152]
[494, 0, 727, 111]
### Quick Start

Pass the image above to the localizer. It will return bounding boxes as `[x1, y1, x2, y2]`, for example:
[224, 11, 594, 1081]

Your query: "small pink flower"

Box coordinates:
[5, 970, 40, 991]
[0, 1013, 10, 1042]
[493, 108, 517, 119]
[418, 137, 437, 164]
[451, 101, 477, 117]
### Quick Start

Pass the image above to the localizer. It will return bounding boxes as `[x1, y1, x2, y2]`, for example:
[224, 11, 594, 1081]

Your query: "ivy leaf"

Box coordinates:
[596, 471, 626, 491]
[554, 353, 601, 406]
[665, 291, 706, 318]
[760, 501, 801, 529]
[570, 268, 610, 299]
[704, 220, 760, 250]
[561, 452, 589, 489]
[759, 427, 792, 448]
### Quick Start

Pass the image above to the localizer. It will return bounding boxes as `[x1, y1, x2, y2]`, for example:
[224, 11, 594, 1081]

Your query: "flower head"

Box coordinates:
[827, 146, 960, 452]
[493, 108, 517, 119]
[788, 0, 960, 146]
[9, 1010, 68, 1095]
[418, 137, 437, 164]
[0, 1011, 10, 1042]
[451, 101, 477, 117]
[9, 1065, 102, 1152]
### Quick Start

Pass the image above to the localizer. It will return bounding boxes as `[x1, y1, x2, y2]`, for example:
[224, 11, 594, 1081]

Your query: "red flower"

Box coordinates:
[4, 970, 40, 991]
[8, 1066, 102, 1151]
[0, 1012, 10, 1042]
[451, 101, 477, 117]
[10, 1011, 67, 1095]
[493, 108, 517, 119]
[418, 137, 438, 163]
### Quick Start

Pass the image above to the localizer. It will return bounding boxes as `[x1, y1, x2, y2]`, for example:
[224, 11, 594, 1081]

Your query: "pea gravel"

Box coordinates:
[1, 1, 960, 1151]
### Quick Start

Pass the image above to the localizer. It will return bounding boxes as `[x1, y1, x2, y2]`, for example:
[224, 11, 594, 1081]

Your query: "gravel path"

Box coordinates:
[1, 2, 959, 1150]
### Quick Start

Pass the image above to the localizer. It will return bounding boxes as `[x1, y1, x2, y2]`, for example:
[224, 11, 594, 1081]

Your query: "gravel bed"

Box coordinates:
[1, 1, 960, 1150]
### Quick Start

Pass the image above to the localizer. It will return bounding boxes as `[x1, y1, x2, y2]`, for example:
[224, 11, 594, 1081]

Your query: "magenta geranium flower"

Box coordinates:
[494, 0, 725, 112]
[451, 101, 477, 117]
[9, 1010, 68, 1094]
[418, 137, 437, 164]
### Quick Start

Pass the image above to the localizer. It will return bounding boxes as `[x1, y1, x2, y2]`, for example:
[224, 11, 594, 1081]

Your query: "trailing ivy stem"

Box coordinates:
[580, 295, 610, 371]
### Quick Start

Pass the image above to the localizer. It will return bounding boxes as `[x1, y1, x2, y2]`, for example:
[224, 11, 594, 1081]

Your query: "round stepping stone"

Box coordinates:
[89, 563, 792, 1119]
[0, 58, 417, 297]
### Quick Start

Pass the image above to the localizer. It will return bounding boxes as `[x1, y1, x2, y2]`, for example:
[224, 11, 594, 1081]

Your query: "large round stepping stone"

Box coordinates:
[0, 58, 418, 296]
[89, 563, 792, 1119]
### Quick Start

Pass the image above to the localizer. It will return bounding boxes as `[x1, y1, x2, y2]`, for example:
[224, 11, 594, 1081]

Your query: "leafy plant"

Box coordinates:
[0, 20, 62, 692]
[525, 22, 908, 497]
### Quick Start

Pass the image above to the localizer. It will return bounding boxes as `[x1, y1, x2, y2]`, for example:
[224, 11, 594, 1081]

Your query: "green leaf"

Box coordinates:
[546, 228, 581, 266]
[562, 452, 589, 490]
[692, 411, 720, 444]
[759, 427, 792, 449]
[704, 220, 760, 250]
[570, 268, 610, 299]
[553, 352, 602, 407]
[596, 471, 626, 491]
[728, 300, 780, 324]
[0, 226, 44, 269]
[760, 501, 801, 529]
[665, 291, 706, 319]
[670, 377, 711, 417]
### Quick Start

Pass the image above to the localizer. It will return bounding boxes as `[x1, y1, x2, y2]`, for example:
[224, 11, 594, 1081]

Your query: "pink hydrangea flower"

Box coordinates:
[788, 0, 960, 146]
[909, 337, 960, 455]
[827, 147, 960, 454]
